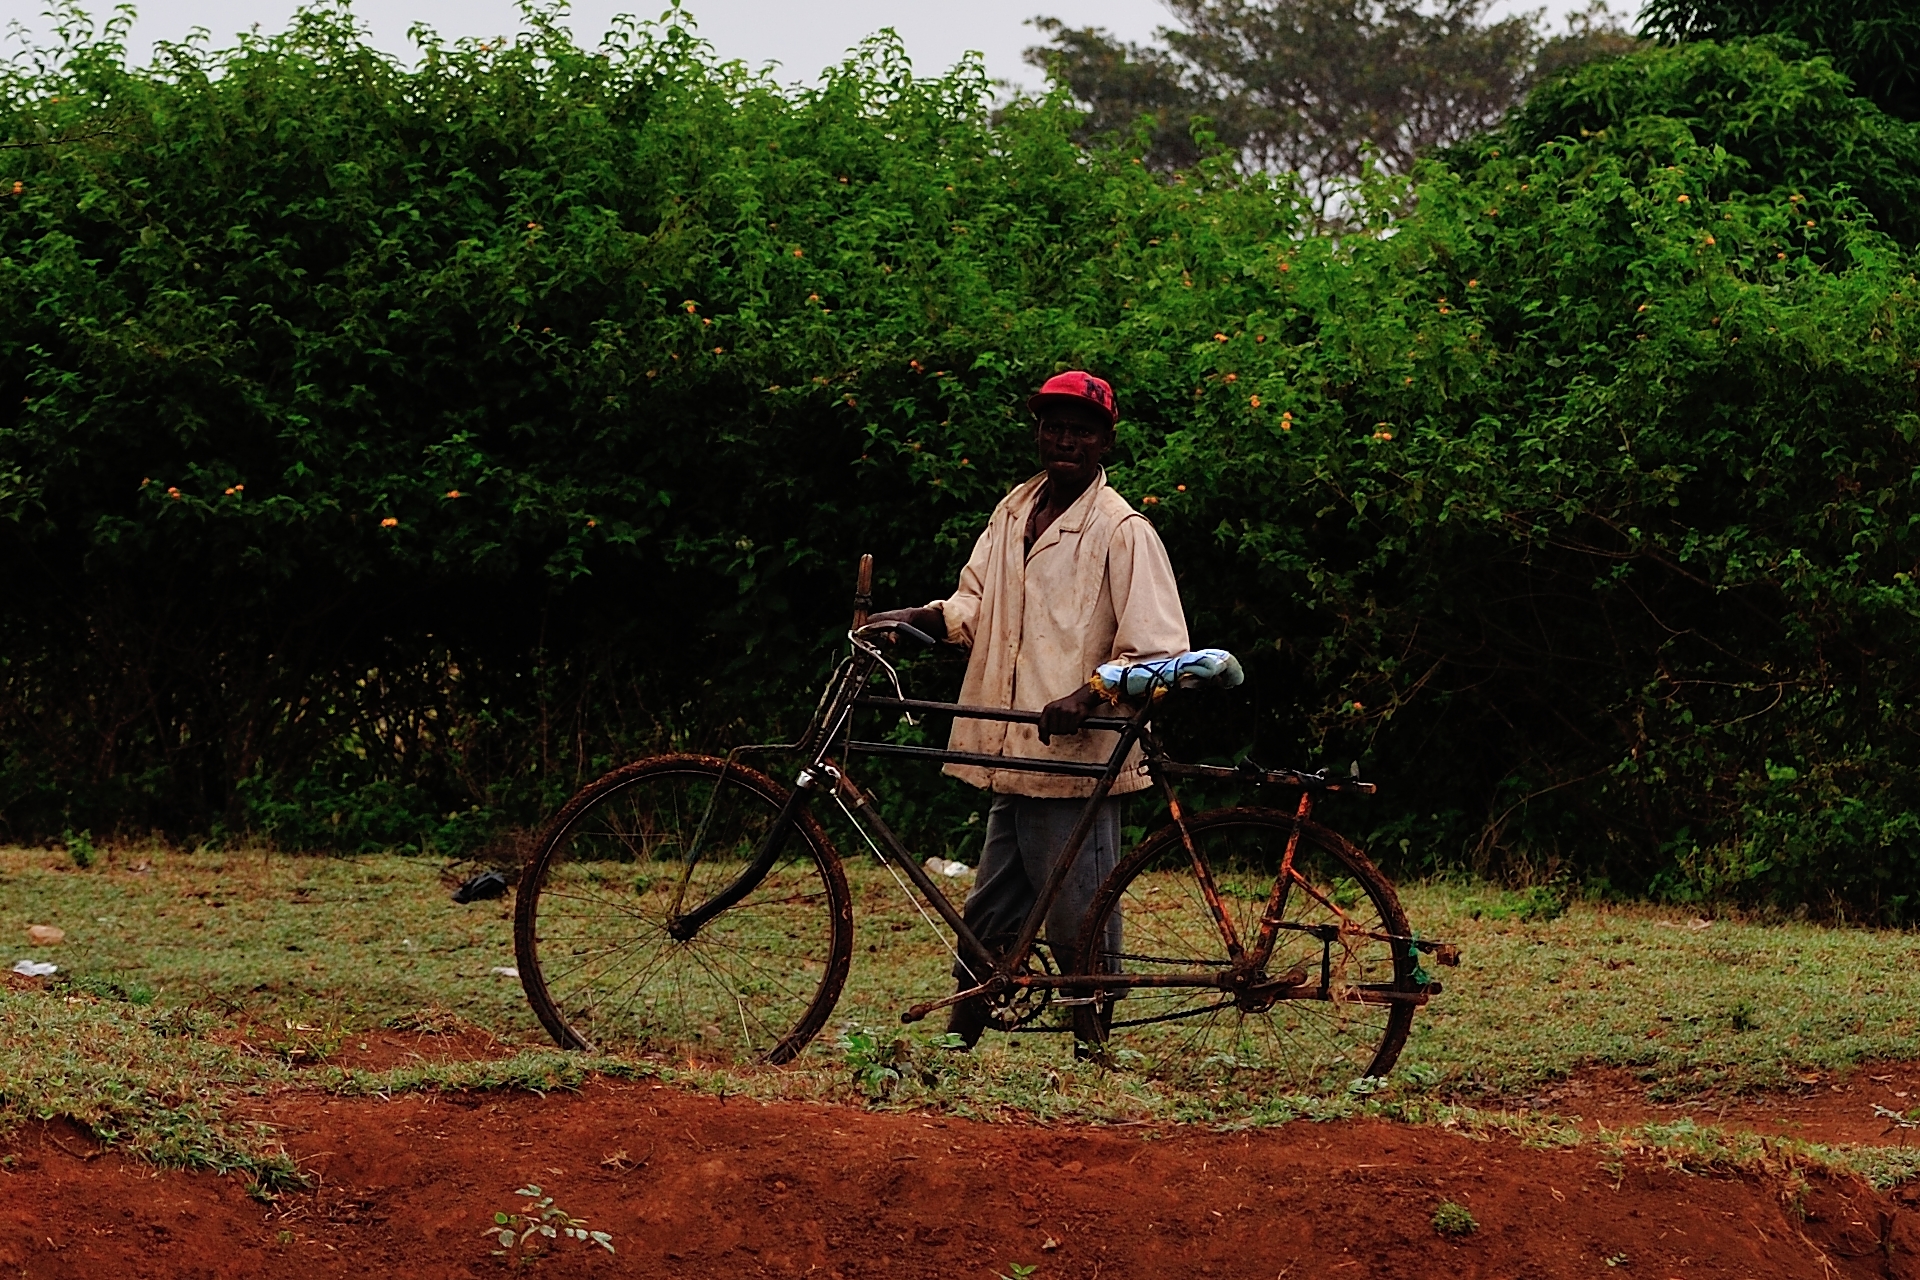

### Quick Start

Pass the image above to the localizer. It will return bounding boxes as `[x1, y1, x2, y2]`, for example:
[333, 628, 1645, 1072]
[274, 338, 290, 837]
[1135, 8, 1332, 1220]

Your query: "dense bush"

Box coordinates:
[1499, 35, 1920, 242]
[3, 6, 1917, 916]
[1639, 0, 1920, 121]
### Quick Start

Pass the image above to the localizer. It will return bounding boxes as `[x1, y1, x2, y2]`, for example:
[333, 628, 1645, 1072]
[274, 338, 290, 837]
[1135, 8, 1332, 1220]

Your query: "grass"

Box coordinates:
[2, 844, 1917, 1186]
[1399, 881, 1920, 1097]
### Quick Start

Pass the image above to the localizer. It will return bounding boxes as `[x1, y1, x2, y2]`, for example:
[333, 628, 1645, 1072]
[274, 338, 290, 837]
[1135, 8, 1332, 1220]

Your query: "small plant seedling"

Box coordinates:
[997, 1265, 1038, 1279]
[1604, 1253, 1630, 1267]
[834, 1026, 938, 1098]
[488, 1184, 614, 1257]
[1432, 1201, 1477, 1236]
[63, 828, 95, 869]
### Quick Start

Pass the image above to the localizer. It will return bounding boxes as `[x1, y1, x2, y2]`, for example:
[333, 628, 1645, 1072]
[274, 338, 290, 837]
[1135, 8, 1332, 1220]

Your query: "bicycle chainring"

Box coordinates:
[991, 942, 1056, 1029]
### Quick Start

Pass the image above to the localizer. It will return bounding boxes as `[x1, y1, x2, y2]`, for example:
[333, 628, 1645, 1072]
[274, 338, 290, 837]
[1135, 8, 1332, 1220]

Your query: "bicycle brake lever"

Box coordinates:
[892, 623, 940, 647]
[854, 621, 941, 648]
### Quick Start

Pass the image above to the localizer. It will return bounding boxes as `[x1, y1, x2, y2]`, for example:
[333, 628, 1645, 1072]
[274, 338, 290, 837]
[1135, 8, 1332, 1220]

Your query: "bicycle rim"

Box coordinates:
[1076, 808, 1414, 1092]
[515, 754, 852, 1065]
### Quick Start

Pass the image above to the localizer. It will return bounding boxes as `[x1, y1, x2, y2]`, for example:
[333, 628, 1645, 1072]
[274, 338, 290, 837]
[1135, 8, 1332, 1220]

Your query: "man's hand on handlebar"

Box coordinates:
[1037, 685, 1106, 745]
[864, 606, 947, 645]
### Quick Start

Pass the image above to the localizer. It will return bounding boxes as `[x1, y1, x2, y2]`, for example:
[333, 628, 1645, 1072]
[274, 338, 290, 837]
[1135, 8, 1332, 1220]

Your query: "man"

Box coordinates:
[869, 370, 1190, 1048]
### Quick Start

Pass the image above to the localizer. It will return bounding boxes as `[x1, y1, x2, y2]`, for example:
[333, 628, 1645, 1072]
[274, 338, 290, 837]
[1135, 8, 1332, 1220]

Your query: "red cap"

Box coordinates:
[1028, 370, 1118, 425]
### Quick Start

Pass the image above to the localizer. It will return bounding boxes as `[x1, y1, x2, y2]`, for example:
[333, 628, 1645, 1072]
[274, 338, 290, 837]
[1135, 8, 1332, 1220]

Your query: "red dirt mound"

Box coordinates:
[3, 1081, 1917, 1279]
[1514, 1061, 1920, 1148]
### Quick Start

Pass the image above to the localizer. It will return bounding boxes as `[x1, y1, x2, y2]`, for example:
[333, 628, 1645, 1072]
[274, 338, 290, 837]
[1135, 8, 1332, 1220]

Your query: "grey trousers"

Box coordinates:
[952, 792, 1123, 983]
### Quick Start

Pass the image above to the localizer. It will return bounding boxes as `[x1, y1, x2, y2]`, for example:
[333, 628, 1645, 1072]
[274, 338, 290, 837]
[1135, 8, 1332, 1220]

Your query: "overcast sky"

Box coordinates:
[5, 0, 1624, 90]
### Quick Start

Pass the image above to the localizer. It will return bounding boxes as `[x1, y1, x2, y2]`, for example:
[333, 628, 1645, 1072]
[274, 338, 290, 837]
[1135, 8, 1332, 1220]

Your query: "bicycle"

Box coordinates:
[514, 556, 1456, 1091]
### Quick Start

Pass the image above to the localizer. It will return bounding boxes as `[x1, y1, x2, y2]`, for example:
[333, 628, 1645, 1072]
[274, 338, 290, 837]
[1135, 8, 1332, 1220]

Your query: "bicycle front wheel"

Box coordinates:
[1074, 807, 1415, 1092]
[515, 754, 853, 1064]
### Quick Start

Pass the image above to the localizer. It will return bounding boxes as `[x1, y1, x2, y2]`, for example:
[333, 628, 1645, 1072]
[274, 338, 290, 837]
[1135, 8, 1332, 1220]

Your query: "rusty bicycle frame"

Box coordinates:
[666, 555, 1451, 1032]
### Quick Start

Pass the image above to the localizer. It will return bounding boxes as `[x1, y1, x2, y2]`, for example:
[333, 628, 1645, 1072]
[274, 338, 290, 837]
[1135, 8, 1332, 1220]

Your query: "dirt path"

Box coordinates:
[3, 1079, 1918, 1279]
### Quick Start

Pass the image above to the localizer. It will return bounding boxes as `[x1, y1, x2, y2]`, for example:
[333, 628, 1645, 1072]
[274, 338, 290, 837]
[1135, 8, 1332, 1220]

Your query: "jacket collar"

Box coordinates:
[1021, 468, 1106, 558]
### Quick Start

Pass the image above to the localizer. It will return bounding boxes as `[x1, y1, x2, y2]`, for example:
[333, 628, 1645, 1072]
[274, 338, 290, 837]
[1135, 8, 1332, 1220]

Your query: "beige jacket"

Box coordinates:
[931, 470, 1190, 797]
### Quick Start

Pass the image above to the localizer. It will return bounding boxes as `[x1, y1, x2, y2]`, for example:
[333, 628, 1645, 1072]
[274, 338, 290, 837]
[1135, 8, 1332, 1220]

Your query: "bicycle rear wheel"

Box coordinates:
[515, 754, 852, 1064]
[1073, 807, 1416, 1092]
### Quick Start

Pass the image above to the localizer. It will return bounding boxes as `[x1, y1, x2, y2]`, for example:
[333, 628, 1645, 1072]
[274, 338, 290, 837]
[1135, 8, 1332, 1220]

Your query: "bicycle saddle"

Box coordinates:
[1090, 649, 1245, 702]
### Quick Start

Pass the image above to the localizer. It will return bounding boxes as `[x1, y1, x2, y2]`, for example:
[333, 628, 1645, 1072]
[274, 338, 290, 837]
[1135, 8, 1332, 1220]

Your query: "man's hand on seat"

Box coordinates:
[865, 606, 946, 642]
[1037, 685, 1106, 744]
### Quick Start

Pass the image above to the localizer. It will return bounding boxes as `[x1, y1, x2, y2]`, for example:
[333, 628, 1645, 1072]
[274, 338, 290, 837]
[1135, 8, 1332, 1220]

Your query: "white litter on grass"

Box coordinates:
[490, 966, 519, 978]
[11, 960, 57, 977]
[923, 857, 974, 880]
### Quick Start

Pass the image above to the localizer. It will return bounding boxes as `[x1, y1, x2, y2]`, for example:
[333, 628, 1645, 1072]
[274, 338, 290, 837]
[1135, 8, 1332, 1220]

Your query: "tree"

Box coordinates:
[1639, 0, 1920, 119]
[1026, 0, 1638, 209]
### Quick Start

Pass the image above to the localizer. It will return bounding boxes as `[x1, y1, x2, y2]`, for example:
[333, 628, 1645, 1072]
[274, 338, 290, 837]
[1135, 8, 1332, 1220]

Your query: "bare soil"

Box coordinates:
[1513, 1061, 1920, 1148]
[4, 1073, 1920, 1279]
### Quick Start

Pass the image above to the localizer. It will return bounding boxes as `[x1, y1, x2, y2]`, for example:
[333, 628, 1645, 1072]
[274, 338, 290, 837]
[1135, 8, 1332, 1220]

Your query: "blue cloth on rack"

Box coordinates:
[1090, 649, 1244, 701]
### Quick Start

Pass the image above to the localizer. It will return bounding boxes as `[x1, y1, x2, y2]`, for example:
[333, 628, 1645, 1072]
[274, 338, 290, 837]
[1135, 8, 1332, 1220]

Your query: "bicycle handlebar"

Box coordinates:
[853, 620, 943, 648]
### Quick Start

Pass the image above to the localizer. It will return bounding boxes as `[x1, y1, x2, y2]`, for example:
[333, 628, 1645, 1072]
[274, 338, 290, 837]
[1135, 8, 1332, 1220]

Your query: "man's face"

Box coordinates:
[1034, 404, 1114, 492]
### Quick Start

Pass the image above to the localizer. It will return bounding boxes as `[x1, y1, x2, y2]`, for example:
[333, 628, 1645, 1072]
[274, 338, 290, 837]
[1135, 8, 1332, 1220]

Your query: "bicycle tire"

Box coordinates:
[1072, 806, 1416, 1091]
[515, 753, 853, 1064]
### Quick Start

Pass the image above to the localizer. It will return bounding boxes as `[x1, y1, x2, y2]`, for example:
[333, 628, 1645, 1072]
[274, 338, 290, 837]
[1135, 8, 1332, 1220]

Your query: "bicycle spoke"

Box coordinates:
[517, 757, 850, 1064]
[1077, 810, 1413, 1092]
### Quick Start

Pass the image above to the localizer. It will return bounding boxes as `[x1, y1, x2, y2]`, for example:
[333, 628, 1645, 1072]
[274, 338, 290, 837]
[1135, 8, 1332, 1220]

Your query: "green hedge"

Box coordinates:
[3, 6, 1918, 915]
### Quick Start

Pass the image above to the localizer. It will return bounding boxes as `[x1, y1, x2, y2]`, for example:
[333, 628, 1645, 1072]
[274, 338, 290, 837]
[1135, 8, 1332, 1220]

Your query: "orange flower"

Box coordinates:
[1214, 333, 1228, 342]
[1467, 279, 1478, 288]
[1255, 334, 1266, 343]
[713, 346, 725, 355]
[166, 487, 180, 499]
[1249, 395, 1261, 408]
[587, 518, 598, 528]
[1350, 700, 1364, 712]
[684, 301, 698, 313]
[792, 248, 804, 258]
[446, 489, 462, 499]
[380, 517, 399, 528]
[1176, 484, 1187, 492]
[1677, 194, 1690, 203]
[1142, 495, 1160, 505]
[1223, 373, 1237, 383]
[9, 181, 20, 196]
